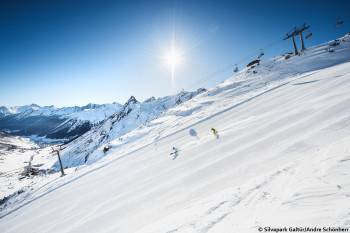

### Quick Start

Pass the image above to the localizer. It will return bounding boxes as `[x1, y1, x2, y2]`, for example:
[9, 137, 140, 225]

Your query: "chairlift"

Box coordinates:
[305, 31, 313, 39]
[234, 64, 239, 72]
[334, 18, 343, 29]
[258, 49, 264, 59]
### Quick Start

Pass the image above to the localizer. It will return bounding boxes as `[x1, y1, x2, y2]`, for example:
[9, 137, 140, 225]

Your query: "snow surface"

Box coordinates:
[0, 36, 350, 232]
[0, 133, 39, 198]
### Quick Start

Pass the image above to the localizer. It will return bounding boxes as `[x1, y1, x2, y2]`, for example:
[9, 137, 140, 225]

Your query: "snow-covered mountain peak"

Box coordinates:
[29, 103, 40, 108]
[124, 96, 139, 107]
[144, 96, 156, 103]
[80, 103, 102, 110]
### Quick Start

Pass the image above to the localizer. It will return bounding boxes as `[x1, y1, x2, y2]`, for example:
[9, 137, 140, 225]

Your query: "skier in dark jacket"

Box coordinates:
[172, 147, 179, 160]
[173, 147, 179, 154]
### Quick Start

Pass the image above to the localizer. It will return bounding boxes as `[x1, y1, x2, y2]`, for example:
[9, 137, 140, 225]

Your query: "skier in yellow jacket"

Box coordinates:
[211, 128, 219, 139]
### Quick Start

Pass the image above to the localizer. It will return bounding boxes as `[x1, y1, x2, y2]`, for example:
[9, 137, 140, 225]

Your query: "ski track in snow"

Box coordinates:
[1, 36, 350, 232]
[144, 137, 350, 233]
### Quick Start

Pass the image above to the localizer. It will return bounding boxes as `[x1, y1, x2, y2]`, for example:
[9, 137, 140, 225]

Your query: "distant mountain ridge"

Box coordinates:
[0, 102, 121, 118]
[0, 90, 206, 143]
[0, 102, 123, 143]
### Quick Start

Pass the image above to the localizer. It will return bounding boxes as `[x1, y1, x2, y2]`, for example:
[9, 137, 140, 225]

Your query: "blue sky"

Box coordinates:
[1, 0, 349, 107]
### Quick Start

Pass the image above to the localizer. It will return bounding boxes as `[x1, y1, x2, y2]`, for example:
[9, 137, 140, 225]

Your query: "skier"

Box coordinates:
[172, 147, 179, 154]
[171, 147, 180, 160]
[211, 128, 219, 139]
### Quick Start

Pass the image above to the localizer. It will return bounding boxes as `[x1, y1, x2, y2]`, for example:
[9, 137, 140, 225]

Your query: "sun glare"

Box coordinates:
[166, 49, 181, 67]
[165, 45, 182, 86]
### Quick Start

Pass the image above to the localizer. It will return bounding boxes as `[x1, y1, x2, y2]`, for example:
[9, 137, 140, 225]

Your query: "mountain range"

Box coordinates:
[0, 89, 205, 143]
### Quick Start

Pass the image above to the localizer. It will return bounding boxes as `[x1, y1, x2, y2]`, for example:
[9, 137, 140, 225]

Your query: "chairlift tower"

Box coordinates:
[296, 23, 310, 51]
[51, 145, 66, 177]
[284, 27, 299, 55]
[284, 23, 310, 54]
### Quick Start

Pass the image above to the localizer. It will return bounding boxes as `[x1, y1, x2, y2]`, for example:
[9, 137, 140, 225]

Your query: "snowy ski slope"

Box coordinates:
[0, 133, 39, 199]
[0, 35, 350, 232]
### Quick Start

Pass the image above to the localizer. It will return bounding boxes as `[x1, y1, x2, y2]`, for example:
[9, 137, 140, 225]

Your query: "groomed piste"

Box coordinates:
[1, 35, 350, 233]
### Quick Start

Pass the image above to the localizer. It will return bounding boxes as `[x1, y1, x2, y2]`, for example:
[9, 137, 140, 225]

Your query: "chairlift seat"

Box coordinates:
[305, 33, 312, 39]
[247, 60, 260, 67]
[258, 52, 264, 58]
[334, 18, 343, 29]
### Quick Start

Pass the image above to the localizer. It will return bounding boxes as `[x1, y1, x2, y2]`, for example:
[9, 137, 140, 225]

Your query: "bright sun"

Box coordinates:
[166, 49, 181, 67]
[164, 41, 182, 86]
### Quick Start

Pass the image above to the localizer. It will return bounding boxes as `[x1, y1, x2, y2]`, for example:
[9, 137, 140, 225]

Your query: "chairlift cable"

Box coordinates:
[187, 37, 284, 89]
[186, 17, 347, 90]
